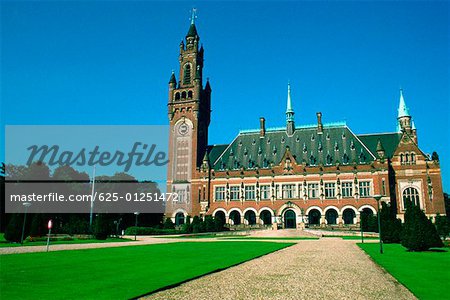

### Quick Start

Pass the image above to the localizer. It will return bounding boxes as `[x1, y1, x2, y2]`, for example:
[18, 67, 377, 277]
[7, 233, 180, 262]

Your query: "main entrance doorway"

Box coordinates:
[284, 210, 296, 228]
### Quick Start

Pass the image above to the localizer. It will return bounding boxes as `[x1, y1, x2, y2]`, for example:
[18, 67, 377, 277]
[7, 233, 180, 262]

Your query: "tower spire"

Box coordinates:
[286, 83, 295, 135]
[286, 83, 294, 121]
[190, 8, 197, 25]
[398, 88, 410, 118]
[397, 88, 412, 133]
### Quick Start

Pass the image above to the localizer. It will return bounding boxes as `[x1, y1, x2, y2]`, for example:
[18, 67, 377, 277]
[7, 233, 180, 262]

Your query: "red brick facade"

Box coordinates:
[165, 22, 446, 228]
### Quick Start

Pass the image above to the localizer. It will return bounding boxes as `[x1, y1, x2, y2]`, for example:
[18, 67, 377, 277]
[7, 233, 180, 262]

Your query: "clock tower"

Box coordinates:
[166, 10, 212, 221]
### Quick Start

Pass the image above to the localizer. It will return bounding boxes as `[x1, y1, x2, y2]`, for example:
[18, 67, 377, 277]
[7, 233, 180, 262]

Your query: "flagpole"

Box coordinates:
[89, 165, 96, 234]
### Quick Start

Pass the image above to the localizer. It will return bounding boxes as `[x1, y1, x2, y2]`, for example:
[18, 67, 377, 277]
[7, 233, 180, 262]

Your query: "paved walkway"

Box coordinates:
[0, 236, 179, 255]
[144, 238, 416, 300]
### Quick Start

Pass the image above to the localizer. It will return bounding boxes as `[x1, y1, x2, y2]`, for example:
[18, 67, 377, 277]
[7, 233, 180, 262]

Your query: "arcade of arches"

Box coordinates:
[173, 205, 377, 229]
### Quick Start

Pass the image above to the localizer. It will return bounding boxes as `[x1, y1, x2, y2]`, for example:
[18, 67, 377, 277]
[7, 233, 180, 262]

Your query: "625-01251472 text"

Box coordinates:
[9, 192, 179, 203]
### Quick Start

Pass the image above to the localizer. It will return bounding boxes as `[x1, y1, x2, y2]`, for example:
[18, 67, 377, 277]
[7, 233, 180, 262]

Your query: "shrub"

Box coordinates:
[163, 218, 175, 229]
[435, 214, 449, 240]
[61, 215, 90, 235]
[124, 226, 178, 235]
[401, 202, 443, 251]
[4, 214, 23, 243]
[94, 214, 109, 240]
[204, 215, 216, 232]
[29, 214, 45, 237]
[181, 215, 192, 233]
[380, 202, 402, 243]
[361, 213, 378, 232]
[191, 216, 202, 233]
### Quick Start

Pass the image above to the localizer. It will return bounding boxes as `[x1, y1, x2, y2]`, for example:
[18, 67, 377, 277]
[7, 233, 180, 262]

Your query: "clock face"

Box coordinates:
[178, 123, 189, 136]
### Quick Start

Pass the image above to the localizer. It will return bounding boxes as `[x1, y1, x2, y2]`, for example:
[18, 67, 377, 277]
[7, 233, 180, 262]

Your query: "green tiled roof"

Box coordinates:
[358, 133, 402, 158]
[210, 125, 376, 171]
[207, 144, 229, 165]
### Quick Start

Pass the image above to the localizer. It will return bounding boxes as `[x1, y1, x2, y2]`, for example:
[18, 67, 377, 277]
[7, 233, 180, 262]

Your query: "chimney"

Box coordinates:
[316, 112, 323, 134]
[260, 117, 266, 137]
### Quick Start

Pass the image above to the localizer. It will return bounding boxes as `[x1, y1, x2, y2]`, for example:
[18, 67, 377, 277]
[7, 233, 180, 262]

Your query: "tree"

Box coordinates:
[182, 215, 192, 233]
[401, 201, 443, 251]
[204, 215, 216, 232]
[4, 214, 23, 243]
[214, 216, 225, 232]
[163, 218, 175, 229]
[191, 216, 202, 233]
[431, 151, 439, 161]
[435, 214, 449, 241]
[379, 202, 402, 243]
[94, 214, 109, 240]
[29, 214, 45, 237]
[444, 193, 450, 222]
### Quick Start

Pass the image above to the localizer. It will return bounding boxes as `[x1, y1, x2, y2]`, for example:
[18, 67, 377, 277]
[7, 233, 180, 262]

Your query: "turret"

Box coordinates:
[397, 89, 412, 133]
[286, 83, 295, 136]
[376, 139, 385, 159]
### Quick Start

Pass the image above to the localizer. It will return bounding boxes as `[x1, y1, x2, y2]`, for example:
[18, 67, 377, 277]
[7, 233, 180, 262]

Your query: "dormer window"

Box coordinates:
[343, 153, 349, 164]
[326, 154, 333, 165]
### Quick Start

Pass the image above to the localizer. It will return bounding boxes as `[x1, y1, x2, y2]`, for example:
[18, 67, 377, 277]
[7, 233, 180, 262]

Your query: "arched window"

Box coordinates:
[405, 153, 409, 164]
[175, 212, 185, 226]
[183, 64, 191, 84]
[181, 91, 187, 99]
[175, 92, 180, 100]
[187, 90, 193, 99]
[410, 152, 415, 164]
[400, 153, 404, 164]
[403, 187, 420, 208]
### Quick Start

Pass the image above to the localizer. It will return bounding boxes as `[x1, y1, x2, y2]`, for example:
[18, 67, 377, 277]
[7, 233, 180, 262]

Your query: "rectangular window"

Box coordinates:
[215, 186, 225, 201]
[260, 185, 270, 200]
[230, 186, 240, 201]
[282, 184, 295, 199]
[325, 183, 336, 199]
[342, 182, 353, 198]
[245, 185, 256, 200]
[308, 183, 319, 199]
[359, 181, 371, 197]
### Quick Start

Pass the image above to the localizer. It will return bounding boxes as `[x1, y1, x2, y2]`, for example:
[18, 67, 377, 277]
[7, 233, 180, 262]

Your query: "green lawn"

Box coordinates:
[358, 243, 449, 299]
[0, 237, 132, 248]
[0, 241, 292, 299]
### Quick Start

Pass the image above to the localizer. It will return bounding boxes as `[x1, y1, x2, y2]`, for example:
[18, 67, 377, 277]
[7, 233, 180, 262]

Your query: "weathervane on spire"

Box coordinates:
[190, 8, 197, 25]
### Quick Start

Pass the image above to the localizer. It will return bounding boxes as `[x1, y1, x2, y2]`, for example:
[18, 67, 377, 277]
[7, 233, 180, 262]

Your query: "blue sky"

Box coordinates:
[1, 1, 449, 190]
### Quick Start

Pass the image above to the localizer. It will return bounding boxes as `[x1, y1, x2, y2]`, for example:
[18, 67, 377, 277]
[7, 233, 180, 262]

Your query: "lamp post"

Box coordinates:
[134, 212, 140, 241]
[360, 211, 364, 243]
[374, 195, 383, 254]
[20, 202, 32, 245]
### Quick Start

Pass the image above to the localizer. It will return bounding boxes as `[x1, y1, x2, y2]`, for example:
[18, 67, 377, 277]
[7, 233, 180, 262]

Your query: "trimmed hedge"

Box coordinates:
[124, 226, 179, 235]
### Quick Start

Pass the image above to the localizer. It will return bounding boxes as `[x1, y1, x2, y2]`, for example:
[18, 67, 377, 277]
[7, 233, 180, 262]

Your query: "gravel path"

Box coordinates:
[144, 239, 416, 300]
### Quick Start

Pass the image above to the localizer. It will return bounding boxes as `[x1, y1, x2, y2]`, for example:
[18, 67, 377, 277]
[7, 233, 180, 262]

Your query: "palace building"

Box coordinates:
[165, 18, 446, 229]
